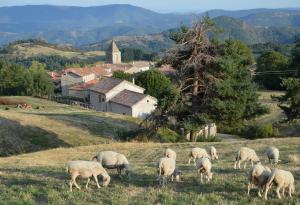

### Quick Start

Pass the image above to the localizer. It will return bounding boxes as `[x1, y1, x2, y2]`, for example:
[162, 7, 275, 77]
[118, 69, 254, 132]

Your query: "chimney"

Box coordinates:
[132, 77, 135, 85]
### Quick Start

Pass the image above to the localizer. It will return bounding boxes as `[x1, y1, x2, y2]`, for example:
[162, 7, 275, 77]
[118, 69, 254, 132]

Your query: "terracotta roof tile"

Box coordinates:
[64, 67, 112, 77]
[69, 79, 99, 91]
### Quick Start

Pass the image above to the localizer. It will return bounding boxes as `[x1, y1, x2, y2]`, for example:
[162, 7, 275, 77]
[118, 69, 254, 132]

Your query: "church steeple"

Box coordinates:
[106, 40, 122, 64]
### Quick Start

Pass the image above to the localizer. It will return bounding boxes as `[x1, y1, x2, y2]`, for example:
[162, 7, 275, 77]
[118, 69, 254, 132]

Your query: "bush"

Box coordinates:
[116, 129, 139, 141]
[241, 124, 278, 139]
[157, 128, 180, 143]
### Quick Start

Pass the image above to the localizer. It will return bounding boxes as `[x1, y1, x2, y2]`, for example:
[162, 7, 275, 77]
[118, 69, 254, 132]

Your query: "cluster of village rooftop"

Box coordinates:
[48, 40, 174, 119]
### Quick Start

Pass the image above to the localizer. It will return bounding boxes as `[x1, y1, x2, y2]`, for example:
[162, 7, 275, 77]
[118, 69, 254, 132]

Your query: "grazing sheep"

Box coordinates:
[164, 148, 177, 160]
[66, 160, 111, 192]
[266, 146, 280, 164]
[210, 146, 219, 160]
[188, 147, 210, 164]
[264, 169, 295, 200]
[196, 157, 213, 183]
[247, 164, 272, 197]
[92, 151, 131, 176]
[157, 157, 181, 186]
[234, 147, 260, 169]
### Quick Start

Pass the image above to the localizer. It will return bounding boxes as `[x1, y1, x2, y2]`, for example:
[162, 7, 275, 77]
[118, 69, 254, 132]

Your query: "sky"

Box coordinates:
[0, 0, 300, 13]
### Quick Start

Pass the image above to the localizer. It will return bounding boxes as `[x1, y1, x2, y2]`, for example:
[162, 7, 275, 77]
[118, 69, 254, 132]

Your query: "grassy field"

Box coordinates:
[0, 96, 299, 204]
[0, 138, 299, 204]
[0, 97, 140, 156]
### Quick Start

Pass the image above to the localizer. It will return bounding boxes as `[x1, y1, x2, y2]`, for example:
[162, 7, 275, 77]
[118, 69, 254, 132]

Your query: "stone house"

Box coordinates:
[89, 77, 157, 118]
[68, 79, 99, 101]
[61, 67, 111, 96]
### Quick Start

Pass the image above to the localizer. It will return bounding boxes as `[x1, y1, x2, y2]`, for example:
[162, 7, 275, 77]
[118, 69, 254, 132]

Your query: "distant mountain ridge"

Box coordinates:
[1, 5, 300, 46]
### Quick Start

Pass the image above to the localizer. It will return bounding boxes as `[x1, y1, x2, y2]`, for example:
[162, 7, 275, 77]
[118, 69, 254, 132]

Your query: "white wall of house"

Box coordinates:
[132, 96, 157, 119]
[126, 65, 150, 74]
[109, 102, 132, 116]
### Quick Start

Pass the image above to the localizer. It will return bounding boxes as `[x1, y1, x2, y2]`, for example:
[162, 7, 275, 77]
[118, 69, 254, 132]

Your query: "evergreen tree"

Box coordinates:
[278, 78, 300, 120]
[255, 50, 290, 90]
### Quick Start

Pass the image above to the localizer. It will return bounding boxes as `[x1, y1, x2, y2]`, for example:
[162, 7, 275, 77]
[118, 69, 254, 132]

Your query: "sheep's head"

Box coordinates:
[173, 168, 183, 182]
[103, 175, 111, 187]
[124, 164, 132, 178]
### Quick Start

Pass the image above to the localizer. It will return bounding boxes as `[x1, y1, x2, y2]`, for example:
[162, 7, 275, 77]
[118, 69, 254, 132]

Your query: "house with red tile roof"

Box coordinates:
[89, 77, 157, 119]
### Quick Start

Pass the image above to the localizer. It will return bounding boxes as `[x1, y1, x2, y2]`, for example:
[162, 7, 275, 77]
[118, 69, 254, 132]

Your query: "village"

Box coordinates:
[0, 2, 299, 204]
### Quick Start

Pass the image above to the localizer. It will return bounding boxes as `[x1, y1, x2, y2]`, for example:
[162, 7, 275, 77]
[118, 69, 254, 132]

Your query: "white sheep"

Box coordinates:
[196, 157, 213, 183]
[66, 160, 111, 192]
[266, 146, 280, 164]
[92, 151, 131, 176]
[247, 164, 271, 197]
[234, 147, 260, 169]
[210, 146, 218, 160]
[264, 169, 295, 200]
[157, 157, 181, 186]
[164, 148, 177, 160]
[188, 147, 210, 164]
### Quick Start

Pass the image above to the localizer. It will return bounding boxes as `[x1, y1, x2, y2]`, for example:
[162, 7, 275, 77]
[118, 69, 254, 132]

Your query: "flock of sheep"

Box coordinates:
[66, 145, 295, 201]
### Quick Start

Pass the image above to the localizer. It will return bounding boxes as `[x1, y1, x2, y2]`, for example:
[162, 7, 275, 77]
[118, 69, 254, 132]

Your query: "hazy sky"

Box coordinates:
[0, 0, 300, 12]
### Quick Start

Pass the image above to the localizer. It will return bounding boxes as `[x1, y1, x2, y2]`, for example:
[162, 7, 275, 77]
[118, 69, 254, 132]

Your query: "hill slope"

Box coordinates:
[0, 40, 105, 59]
[0, 138, 299, 204]
[0, 97, 140, 156]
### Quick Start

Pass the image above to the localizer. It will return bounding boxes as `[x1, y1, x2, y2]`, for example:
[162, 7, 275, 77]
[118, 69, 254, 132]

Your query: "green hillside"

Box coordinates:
[0, 97, 140, 157]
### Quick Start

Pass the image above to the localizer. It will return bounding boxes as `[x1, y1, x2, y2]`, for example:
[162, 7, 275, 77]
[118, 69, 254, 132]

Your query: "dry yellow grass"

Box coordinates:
[0, 138, 299, 204]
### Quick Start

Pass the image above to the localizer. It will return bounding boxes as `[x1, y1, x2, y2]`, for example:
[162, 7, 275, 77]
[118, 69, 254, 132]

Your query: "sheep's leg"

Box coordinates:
[163, 176, 166, 186]
[258, 187, 262, 197]
[289, 186, 292, 197]
[69, 180, 73, 192]
[251, 160, 254, 167]
[282, 187, 285, 197]
[244, 161, 247, 169]
[200, 173, 203, 183]
[171, 175, 174, 182]
[73, 179, 81, 190]
[247, 182, 251, 195]
[264, 185, 270, 200]
[188, 158, 191, 164]
[206, 174, 210, 182]
[93, 175, 101, 189]
[237, 160, 241, 169]
[276, 187, 281, 199]
[71, 174, 81, 190]
[117, 168, 121, 175]
[85, 178, 90, 189]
